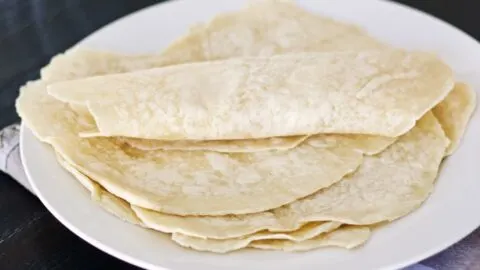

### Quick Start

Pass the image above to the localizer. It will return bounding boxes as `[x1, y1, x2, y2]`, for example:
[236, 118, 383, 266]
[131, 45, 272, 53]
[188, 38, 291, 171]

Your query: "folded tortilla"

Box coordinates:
[48, 50, 454, 140]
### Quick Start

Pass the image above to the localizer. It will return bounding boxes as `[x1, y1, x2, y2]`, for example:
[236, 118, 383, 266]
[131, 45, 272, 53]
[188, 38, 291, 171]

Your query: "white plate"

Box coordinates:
[21, 0, 480, 269]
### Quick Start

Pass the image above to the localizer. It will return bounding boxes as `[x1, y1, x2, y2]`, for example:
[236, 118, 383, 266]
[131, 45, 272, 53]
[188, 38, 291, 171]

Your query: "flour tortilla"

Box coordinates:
[68, 103, 395, 154]
[120, 133, 394, 154]
[39, 0, 394, 152]
[57, 150, 352, 253]
[48, 50, 454, 140]
[250, 226, 370, 252]
[55, 153, 143, 226]
[40, 48, 169, 83]
[132, 112, 449, 238]
[67, 96, 311, 153]
[433, 82, 476, 155]
[57, 148, 363, 254]
[58, 149, 363, 254]
[40, 0, 384, 84]
[17, 81, 365, 216]
[57, 137, 370, 254]
[15, 0, 457, 253]
[171, 222, 341, 253]
[45, 53, 394, 154]
[303, 133, 396, 156]
[119, 135, 308, 153]
[158, 0, 385, 63]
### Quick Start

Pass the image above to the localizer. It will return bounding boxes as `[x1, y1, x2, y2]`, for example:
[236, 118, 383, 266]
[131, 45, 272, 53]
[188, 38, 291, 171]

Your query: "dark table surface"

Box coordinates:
[0, 1, 479, 269]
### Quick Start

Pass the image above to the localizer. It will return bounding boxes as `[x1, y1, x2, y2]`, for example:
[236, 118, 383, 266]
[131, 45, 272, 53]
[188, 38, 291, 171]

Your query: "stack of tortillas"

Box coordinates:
[16, 0, 476, 253]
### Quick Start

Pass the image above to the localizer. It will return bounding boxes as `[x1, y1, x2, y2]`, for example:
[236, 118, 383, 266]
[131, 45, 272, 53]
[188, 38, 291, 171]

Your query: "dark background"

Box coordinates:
[0, 1, 478, 269]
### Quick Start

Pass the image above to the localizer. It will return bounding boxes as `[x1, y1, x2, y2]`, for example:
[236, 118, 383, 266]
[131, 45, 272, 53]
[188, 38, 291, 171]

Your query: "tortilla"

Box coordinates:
[132, 113, 449, 238]
[249, 226, 370, 252]
[119, 135, 308, 153]
[58, 149, 367, 254]
[68, 103, 395, 154]
[57, 150, 357, 254]
[38, 0, 394, 152]
[55, 146, 349, 249]
[44, 53, 395, 154]
[17, 81, 365, 216]
[48, 50, 454, 140]
[159, 0, 385, 63]
[55, 152, 143, 226]
[14, 0, 460, 254]
[171, 222, 341, 253]
[120, 133, 395, 154]
[56, 133, 373, 254]
[57, 150, 369, 254]
[66, 97, 311, 153]
[40, 48, 169, 83]
[40, 0, 384, 84]
[433, 82, 476, 155]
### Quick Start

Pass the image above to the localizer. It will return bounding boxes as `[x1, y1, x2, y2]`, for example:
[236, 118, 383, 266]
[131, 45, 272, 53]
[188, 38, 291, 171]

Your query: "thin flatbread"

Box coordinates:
[433, 82, 476, 155]
[57, 151, 358, 254]
[38, 0, 393, 152]
[47, 55, 394, 154]
[48, 50, 454, 140]
[122, 133, 395, 154]
[41, 48, 169, 83]
[67, 99, 311, 153]
[40, 0, 384, 83]
[55, 153, 143, 226]
[171, 222, 341, 253]
[56, 148, 350, 249]
[159, 0, 385, 63]
[41, 1, 386, 82]
[250, 226, 370, 252]
[17, 81, 364, 216]
[119, 135, 308, 153]
[57, 152, 354, 254]
[66, 102, 395, 154]
[302, 133, 396, 156]
[57, 139, 369, 254]
[132, 113, 449, 238]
